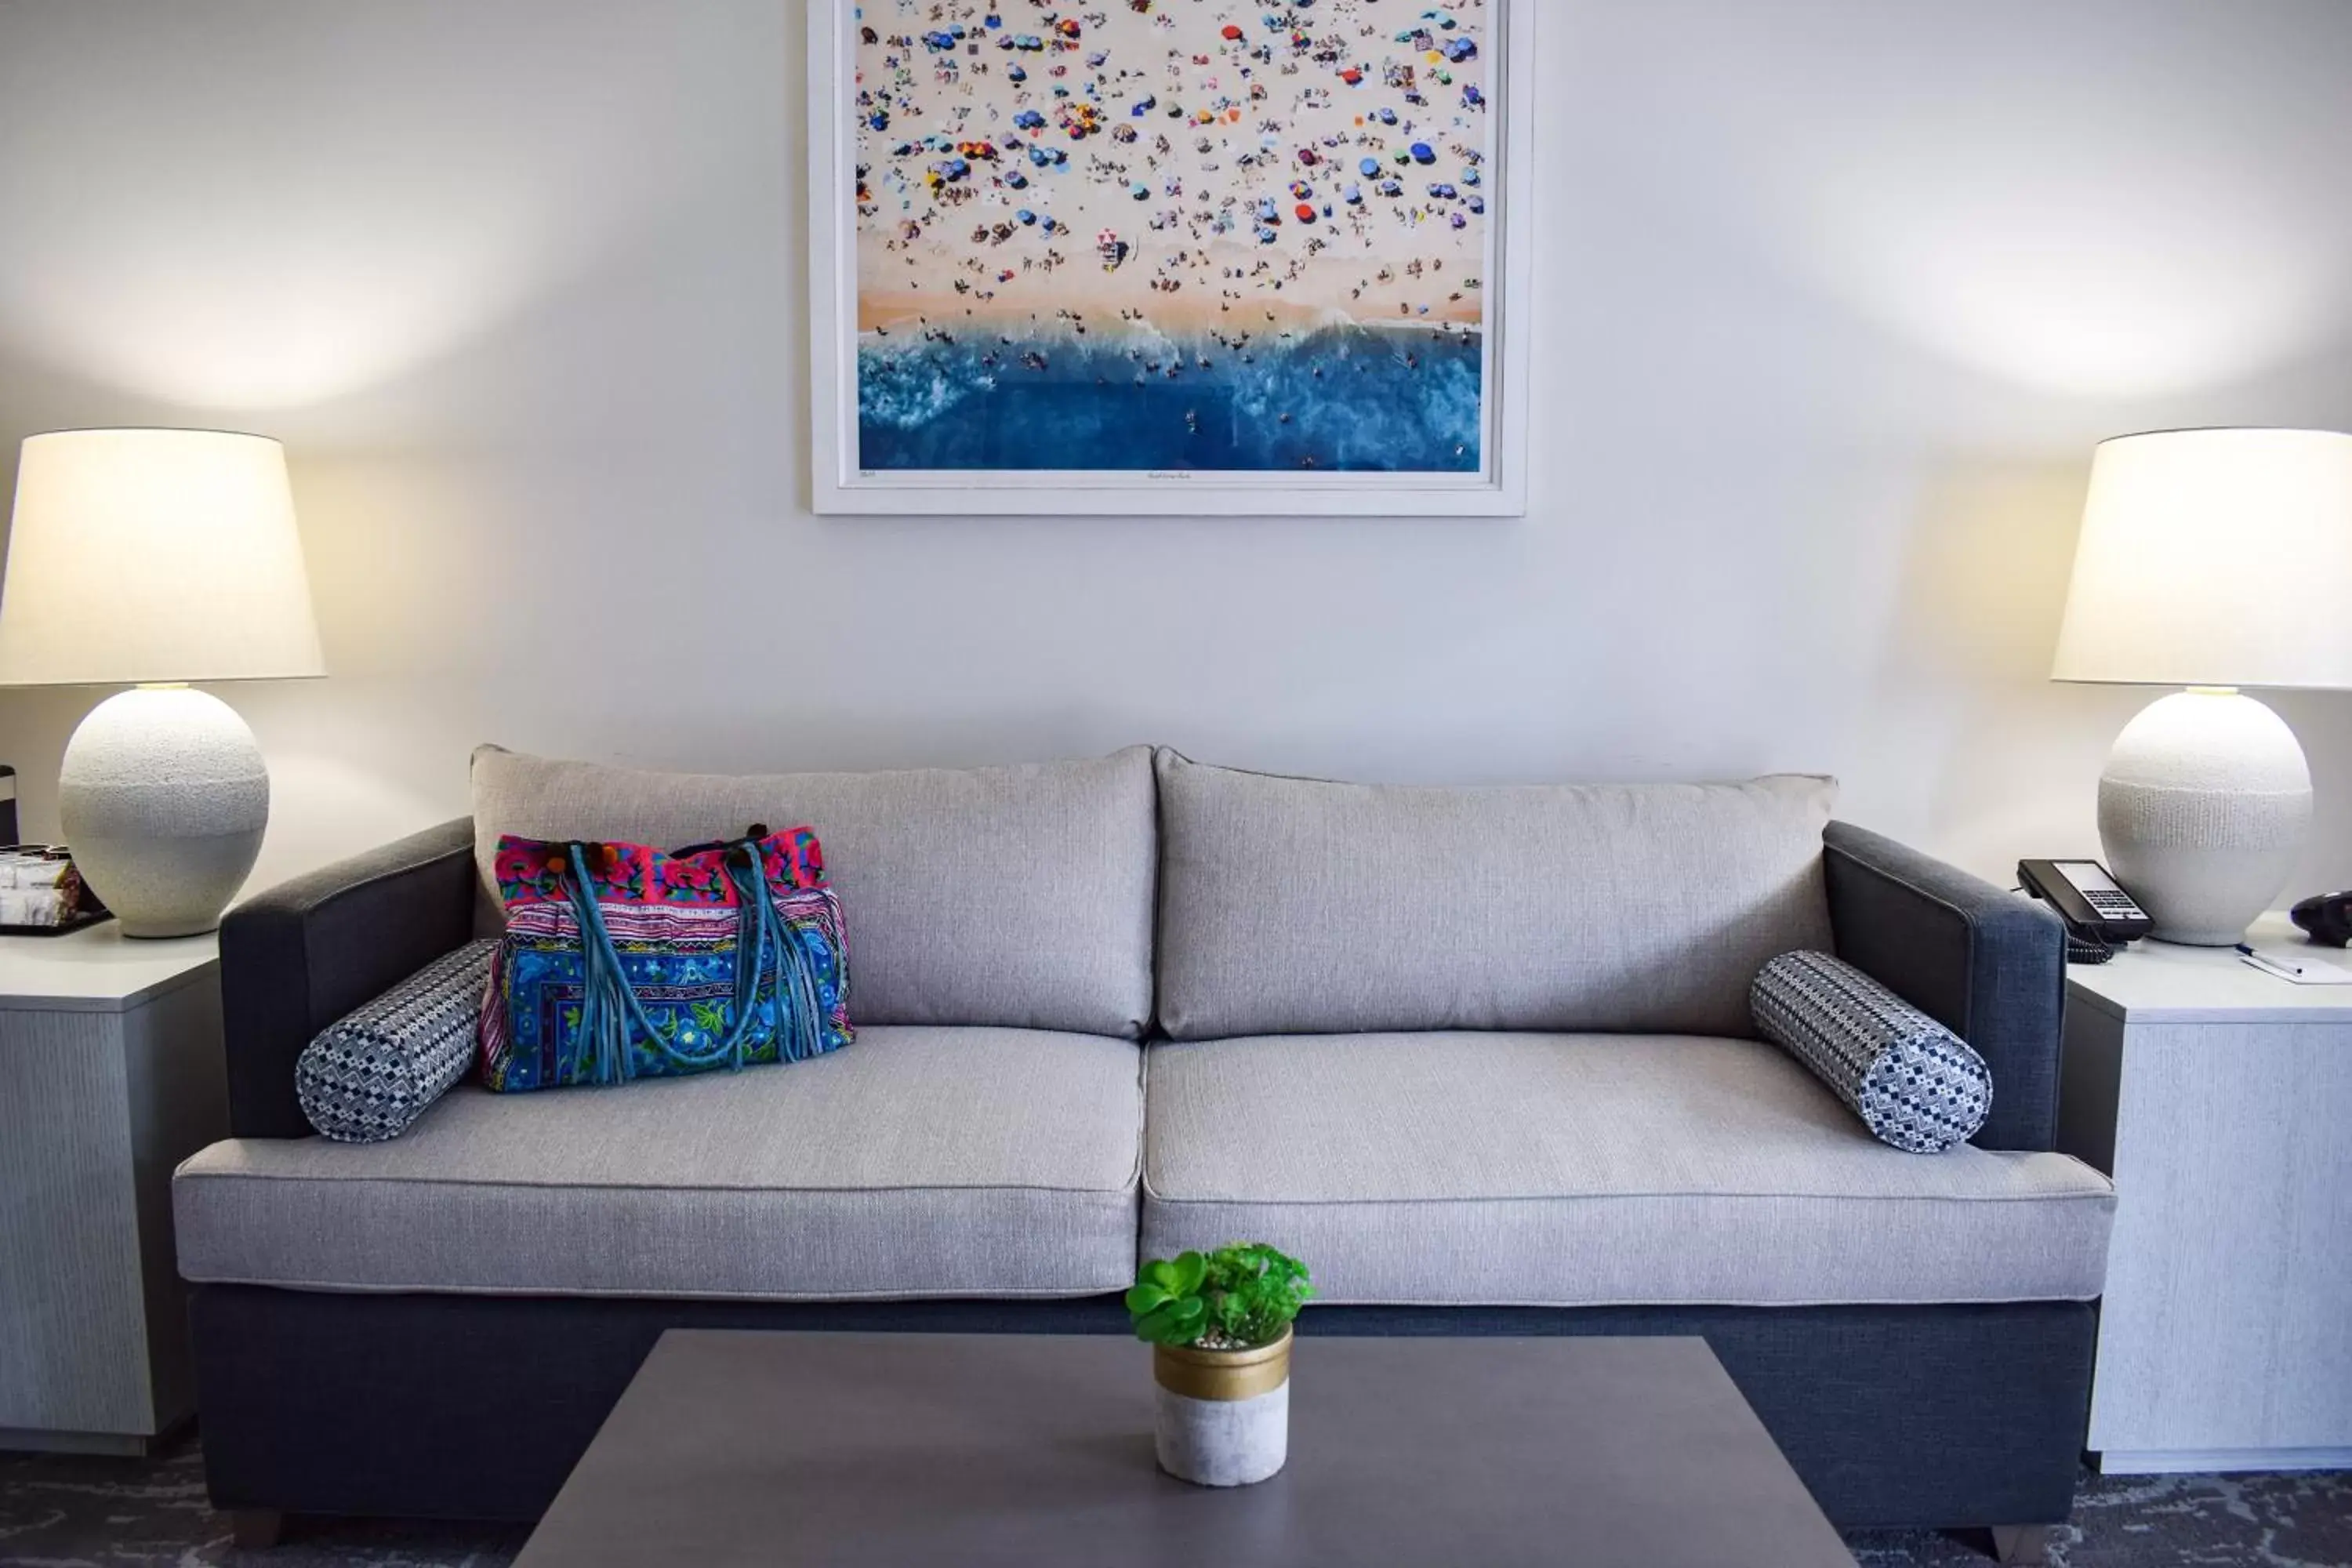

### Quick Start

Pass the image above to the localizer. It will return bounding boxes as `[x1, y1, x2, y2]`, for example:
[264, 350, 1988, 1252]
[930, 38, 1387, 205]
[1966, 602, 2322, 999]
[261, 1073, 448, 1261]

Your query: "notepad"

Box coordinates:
[2238, 947, 2352, 985]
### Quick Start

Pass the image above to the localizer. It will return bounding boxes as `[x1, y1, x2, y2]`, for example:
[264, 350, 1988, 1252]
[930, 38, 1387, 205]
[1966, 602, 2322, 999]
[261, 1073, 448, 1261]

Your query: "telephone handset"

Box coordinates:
[2018, 858, 2153, 954]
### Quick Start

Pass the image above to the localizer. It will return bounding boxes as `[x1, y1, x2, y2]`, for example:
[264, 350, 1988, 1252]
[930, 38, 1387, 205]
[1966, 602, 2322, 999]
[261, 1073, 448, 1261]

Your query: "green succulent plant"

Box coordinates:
[1126, 1242, 1313, 1349]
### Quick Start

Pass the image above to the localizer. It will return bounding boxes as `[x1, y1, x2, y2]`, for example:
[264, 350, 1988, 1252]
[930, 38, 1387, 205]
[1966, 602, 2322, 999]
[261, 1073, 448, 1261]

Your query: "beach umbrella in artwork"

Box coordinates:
[1359, 157, 1381, 176]
[1295, 202, 1316, 222]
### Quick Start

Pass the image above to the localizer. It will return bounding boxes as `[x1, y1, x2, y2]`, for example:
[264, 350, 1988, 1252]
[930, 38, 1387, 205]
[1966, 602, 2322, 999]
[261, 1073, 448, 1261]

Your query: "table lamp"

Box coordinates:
[2052, 427, 2352, 945]
[0, 430, 324, 937]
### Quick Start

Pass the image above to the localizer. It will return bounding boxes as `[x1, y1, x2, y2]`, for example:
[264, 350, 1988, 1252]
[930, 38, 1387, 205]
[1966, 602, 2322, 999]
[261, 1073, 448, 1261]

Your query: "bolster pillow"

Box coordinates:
[1751, 949, 1991, 1154]
[296, 938, 499, 1142]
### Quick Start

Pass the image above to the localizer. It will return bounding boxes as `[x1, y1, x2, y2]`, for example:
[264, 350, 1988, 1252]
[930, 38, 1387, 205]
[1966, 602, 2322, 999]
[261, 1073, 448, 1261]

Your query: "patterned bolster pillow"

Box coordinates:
[1751, 950, 1991, 1154]
[297, 939, 501, 1143]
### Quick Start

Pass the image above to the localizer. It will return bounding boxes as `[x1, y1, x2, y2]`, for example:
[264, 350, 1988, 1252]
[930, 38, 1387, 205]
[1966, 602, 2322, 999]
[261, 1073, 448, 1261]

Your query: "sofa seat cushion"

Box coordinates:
[1141, 1033, 2114, 1307]
[175, 1026, 1144, 1301]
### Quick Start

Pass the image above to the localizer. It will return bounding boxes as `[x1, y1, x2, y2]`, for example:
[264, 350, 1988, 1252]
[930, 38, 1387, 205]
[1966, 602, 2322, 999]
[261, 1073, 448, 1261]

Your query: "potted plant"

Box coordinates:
[1127, 1242, 1313, 1487]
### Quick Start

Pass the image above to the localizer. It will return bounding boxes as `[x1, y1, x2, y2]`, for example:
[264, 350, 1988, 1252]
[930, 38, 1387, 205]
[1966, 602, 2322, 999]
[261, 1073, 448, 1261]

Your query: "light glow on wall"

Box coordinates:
[1584, 4, 2352, 399]
[1784, 158, 2350, 398]
[0, 2, 721, 412]
[0, 213, 552, 411]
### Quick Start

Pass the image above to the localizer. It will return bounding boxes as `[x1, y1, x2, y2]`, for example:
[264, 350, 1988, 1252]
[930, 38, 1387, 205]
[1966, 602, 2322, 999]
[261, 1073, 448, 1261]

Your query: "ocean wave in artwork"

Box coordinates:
[857, 324, 1482, 474]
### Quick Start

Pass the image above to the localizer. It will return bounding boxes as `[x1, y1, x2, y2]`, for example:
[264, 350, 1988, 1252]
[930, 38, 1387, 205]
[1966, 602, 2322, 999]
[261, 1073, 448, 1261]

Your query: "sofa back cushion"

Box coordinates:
[470, 746, 1156, 1039]
[1154, 752, 1835, 1040]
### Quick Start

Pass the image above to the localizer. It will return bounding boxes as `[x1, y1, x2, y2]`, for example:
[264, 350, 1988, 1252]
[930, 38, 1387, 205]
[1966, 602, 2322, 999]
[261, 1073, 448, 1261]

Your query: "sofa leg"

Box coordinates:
[1990, 1523, 2049, 1565]
[230, 1508, 285, 1548]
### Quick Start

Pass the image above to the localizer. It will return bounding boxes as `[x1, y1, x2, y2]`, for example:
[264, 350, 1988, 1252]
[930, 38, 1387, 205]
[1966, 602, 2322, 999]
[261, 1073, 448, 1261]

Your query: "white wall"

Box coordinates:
[3, 0, 2350, 897]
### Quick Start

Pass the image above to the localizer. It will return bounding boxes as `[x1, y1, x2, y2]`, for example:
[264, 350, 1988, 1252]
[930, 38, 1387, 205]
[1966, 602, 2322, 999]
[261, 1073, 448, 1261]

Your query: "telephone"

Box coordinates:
[2018, 858, 2153, 954]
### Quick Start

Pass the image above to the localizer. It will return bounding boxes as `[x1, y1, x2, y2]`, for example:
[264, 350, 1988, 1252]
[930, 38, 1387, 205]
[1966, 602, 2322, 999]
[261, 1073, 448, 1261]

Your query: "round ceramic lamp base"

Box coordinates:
[2096, 688, 2311, 947]
[58, 686, 269, 938]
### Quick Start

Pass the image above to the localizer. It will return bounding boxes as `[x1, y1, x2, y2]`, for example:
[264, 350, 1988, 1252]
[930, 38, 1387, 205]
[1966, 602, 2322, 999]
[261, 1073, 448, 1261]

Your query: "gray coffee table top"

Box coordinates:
[516, 1330, 1855, 1568]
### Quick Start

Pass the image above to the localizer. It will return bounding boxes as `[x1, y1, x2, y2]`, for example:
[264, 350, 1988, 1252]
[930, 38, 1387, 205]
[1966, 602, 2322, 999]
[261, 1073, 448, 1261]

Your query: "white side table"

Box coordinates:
[0, 922, 225, 1454]
[2057, 912, 2352, 1475]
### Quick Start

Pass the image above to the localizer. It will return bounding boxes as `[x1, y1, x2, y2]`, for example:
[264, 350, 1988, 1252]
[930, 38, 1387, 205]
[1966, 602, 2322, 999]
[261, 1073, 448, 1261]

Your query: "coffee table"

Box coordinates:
[515, 1330, 1856, 1568]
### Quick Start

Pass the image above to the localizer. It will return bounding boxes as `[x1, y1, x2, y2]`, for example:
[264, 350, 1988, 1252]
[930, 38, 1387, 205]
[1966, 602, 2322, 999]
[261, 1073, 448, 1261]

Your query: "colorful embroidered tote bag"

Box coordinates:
[480, 825, 851, 1092]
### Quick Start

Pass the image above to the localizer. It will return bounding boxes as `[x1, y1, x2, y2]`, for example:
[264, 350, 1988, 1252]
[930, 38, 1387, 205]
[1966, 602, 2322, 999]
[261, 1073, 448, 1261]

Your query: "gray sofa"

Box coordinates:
[172, 746, 2114, 1555]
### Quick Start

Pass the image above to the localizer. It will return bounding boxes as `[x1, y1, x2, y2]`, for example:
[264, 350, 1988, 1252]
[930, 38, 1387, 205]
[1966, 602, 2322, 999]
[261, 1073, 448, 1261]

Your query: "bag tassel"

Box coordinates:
[561, 846, 660, 1085]
[561, 837, 814, 1083]
[721, 842, 823, 1066]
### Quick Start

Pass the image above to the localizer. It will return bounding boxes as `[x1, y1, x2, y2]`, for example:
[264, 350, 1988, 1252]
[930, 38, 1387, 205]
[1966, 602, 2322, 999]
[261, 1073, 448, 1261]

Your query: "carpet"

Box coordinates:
[2, 1438, 2347, 1565]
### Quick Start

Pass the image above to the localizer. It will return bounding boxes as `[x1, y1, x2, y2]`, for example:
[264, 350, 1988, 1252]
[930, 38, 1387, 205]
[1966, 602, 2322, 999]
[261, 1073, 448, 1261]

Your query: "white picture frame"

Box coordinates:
[807, 1, 1534, 517]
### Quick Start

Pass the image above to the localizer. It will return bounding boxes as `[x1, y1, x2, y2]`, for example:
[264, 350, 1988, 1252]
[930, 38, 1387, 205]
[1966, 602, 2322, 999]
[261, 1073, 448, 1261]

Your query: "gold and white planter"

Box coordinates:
[1152, 1330, 1291, 1487]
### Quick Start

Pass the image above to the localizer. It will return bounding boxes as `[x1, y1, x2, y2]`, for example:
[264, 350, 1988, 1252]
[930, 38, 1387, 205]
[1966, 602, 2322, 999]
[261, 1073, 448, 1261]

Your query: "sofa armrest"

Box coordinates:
[1820, 821, 2067, 1152]
[220, 818, 479, 1139]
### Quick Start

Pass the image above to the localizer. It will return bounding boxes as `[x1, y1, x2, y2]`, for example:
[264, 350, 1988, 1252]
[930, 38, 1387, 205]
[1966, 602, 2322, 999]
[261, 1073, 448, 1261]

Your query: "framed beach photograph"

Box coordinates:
[808, 0, 1535, 516]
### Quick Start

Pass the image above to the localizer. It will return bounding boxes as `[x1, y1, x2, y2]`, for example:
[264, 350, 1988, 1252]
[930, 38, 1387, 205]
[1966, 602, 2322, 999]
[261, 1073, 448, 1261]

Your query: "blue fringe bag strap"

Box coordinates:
[561, 835, 786, 1081]
[720, 845, 826, 1066]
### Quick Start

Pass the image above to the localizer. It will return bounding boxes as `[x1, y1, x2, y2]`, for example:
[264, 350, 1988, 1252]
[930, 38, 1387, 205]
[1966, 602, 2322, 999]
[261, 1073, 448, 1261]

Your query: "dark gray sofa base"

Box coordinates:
[188, 1283, 2092, 1534]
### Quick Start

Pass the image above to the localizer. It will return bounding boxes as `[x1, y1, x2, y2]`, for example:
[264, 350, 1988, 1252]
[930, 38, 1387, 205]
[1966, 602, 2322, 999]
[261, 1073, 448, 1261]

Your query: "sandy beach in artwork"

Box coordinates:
[853, 1, 1493, 338]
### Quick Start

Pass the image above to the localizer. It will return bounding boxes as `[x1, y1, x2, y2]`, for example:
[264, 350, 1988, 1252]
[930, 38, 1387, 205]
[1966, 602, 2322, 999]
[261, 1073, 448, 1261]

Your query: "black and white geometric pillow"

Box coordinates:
[296, 940, 499, 1143]
[1751, 950, 1992, 1154]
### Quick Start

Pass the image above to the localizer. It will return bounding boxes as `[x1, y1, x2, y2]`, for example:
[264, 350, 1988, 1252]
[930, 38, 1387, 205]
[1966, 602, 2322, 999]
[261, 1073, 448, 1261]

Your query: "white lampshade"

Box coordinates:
[0, 428, 324, 685]
[2052, 427, 2352, 689]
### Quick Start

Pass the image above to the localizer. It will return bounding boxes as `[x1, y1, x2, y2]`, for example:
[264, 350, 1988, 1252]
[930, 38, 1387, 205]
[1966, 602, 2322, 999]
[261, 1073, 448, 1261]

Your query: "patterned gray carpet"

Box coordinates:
[1, 1437, 2346, 1565]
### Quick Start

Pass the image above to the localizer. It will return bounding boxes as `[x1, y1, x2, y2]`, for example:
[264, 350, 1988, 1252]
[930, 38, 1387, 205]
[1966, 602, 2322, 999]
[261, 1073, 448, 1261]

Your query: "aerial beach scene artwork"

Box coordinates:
[849, 1, 1499, 477]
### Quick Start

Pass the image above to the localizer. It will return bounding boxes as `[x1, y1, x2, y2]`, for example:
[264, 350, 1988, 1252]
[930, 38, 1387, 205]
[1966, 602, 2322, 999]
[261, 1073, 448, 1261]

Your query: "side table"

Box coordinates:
[0, 922, 226, 1454]
[2056, 912, 2352, 1474]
